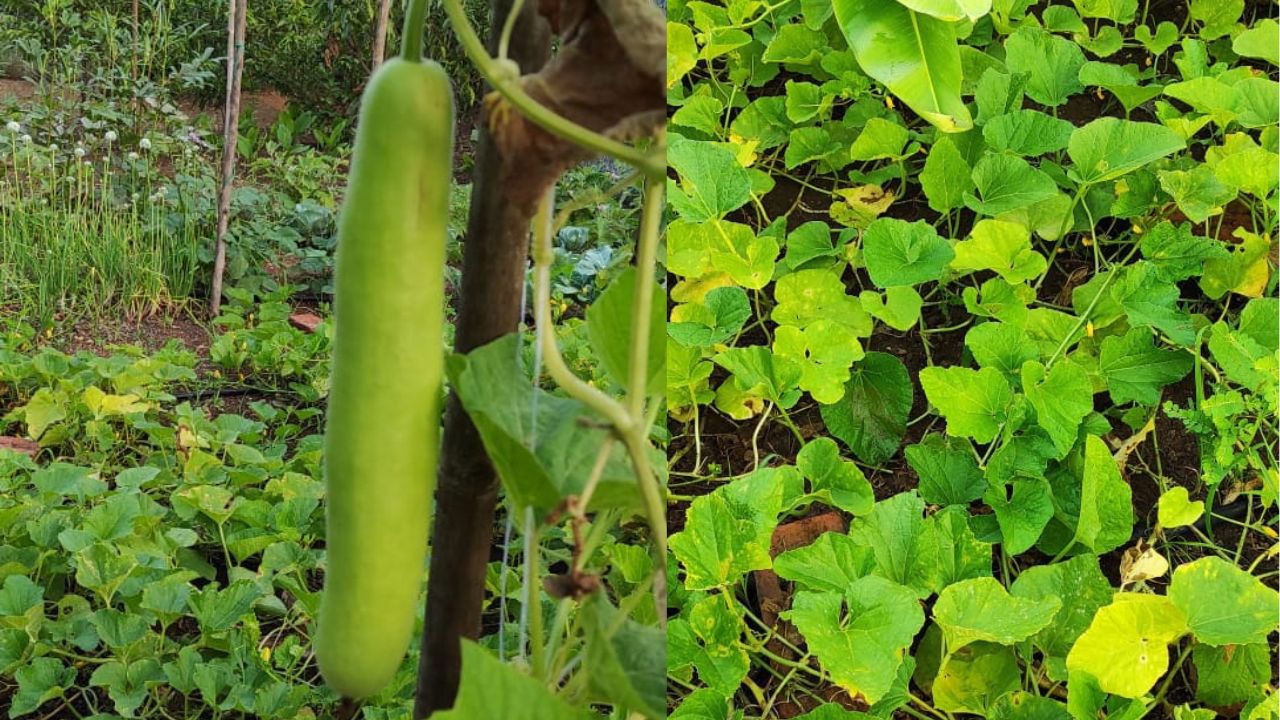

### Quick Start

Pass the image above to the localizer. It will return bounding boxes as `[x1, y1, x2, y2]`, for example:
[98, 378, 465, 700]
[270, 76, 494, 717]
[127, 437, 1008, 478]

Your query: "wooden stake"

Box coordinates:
[210, 0, 247, 316]
[371, 0, 394, 72]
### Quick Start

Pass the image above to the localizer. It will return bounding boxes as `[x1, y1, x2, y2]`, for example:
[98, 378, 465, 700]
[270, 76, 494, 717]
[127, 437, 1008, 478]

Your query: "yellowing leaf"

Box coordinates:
[1065, 593, 1188, 698]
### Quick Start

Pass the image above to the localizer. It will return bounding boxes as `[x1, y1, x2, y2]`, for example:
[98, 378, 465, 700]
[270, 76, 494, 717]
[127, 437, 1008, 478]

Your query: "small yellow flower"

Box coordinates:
[885, 95, 895, 109]
[1086, 321, 1095, 338]
[1132, 224, 1143, 235]
[1082, 235, 1094, 247]
[260, 646, 271, 663]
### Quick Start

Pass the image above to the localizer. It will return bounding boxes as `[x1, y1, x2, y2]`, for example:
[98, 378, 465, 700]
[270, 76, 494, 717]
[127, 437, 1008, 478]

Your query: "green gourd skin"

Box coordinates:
[316, 56, 453, 699]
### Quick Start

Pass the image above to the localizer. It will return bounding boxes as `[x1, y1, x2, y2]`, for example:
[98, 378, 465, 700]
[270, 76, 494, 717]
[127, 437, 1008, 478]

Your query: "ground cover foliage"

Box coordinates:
[665, 0, 1278, 717]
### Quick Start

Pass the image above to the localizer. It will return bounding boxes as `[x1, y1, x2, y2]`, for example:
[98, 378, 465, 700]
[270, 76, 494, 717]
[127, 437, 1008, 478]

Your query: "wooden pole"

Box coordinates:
[210, 0, 247, 316]
[411, 0, 551, 715]
[371, 0, 394, 72]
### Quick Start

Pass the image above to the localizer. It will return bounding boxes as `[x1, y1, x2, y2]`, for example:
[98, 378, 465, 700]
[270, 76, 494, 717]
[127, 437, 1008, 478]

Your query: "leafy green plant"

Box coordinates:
[668, 0, 1277, 716]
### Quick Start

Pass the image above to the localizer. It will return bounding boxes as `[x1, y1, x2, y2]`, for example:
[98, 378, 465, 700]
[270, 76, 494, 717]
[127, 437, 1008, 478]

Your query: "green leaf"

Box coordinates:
[583, 597, 664, 720]
[1005, 26, 1086, 107]
[1200, 228, 1272, 300]
[669, 689, 729, 720]
[896, 0, 992, 21]
[975, 68, 1028, 125]
[775, 531, 877, 594]
[90, 658, 162, 717]
[821, 352, 913, 465]
[773, 269, 870, 332]
[10, 657, 76, 718]
[933, 642, 1023, 715]
[984, 476, 1055, 555]
[1193, 643, 1272, 707]
[188, 581, 260, 633]
[668, 138, 751, 221]
[1098, 328, 1193, 405]
[670, 479, 781, 590]
[905, 433, 985, 506]
[1073, 435, 1135, 555]
[763, 24, 828, 64]
[952, 219, 1048, 284]
[780, 221, 841, 272]
[965, 321, 1038, 377]
[934, 577, 1061, 649]
[586, 268, 665, 395]
[714, 346, 804, 410]
[784, 577, 925, 703]
[1071, 0, 1136, 22]
[982, 110, 1075, 156]
[671, 95, 723, 136]
[91, 608, 149, 649]
[849, 118, 909, 161]
[434, 641, 593, 720]
[965, 153, 1059, 216]
[1168, 557, 1279, 646]
[1135, 21, 1180, 55]
[451, 336, 650, 514]
[1112, 261, 1196, 346]
[1233, 18, 1280, 65]
[774, 321, 864, 404]
[862, 218, 955, 288]
[916, 506, 994, 595]
[1065, 593, 1188, 698]
[1022, 360, 1093, 457]
[920, 136, 973, 213]
[989, 692, 1073, 720]
[669, 287, 751, 348]
[1067, 118, 1186, 184]
[709, 221, 779, 289]
[669, 600, 750, 696]
[848, 492, 928, 590]
[833, 0, 973, 132]
[1077, 62, 1164, 113]
[797, 438, 874, 516]
[1010, 554, 1114, 662]
[667, 23, 697, 88]
[1188, 0, 1242, 40]
[860, 286, 923, 331]
[920, 366, 1013, 444]
[1157, 165, 1236, 224]
[1157, 487, 1203, 529]
[785, 81, 831, 124]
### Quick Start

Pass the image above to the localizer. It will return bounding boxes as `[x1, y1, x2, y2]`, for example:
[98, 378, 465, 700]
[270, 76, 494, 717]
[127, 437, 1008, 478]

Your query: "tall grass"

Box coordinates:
[0, 129, 202, 326]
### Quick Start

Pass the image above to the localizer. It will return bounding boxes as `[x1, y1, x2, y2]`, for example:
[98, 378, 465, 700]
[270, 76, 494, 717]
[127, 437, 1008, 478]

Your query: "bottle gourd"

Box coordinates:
[315, 38, 454, 698]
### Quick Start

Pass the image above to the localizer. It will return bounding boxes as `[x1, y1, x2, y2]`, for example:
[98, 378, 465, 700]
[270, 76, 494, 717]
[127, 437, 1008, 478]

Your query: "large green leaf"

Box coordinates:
[862, 218, 955, 288]
[1067, 118, 1185, 184]
[933, 642, 1022, 715]
[775, 532, 877, 594]
[897, 0, 991, 21]
[934, 577, 1061, 650]
[586, 268, 666, 396]
[965, 153, 1059, 216]
[1168, 557, 1279, 646]
[920, 366, 1013, 443]
[784, 577, 925, 703]
[1004, 26, 1085, 107]
[1097, 328, 1193, 405]
[904, 433, 985, 506]
[668, 138, 751, 221]
[952, 219, 1048, 284]
[920, 136, 973, 213]
[1022, 360, 1093, 457]
[1009, 554, 1114, 663]
[1071, 434, 1134, 555]
[669, 476, 782, 590]
[450, 335, 654, 514]
[796, 438, 874, 516]
[820, 352, 913, 465]
[433, 641, 595, 719]
[583, 597, 664, 720]
[833, 0, 972, 132]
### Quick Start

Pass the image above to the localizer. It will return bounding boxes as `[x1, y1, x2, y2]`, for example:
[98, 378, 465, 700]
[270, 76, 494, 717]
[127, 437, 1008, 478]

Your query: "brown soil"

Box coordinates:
[55, 309, 211, 358]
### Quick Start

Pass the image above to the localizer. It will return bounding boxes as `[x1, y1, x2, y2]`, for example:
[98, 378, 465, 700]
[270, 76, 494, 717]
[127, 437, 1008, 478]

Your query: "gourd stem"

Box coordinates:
[625, 180, 663, 419]
[400, 0, 429, 62]
[497, 0, 526, 61]
[532, 189, 633, 433]
[441, 0, 663, 179]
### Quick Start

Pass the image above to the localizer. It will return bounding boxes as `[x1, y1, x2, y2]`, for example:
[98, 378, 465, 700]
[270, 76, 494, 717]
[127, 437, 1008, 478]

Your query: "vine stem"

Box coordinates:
[400, 0, 430, 62]
[440, 0, 663, 179]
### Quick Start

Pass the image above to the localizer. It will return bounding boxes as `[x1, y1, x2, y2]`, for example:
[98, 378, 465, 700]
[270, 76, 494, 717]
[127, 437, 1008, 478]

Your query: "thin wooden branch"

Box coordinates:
[371, 0, 394, 72]
[210, 0, 247, 316]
